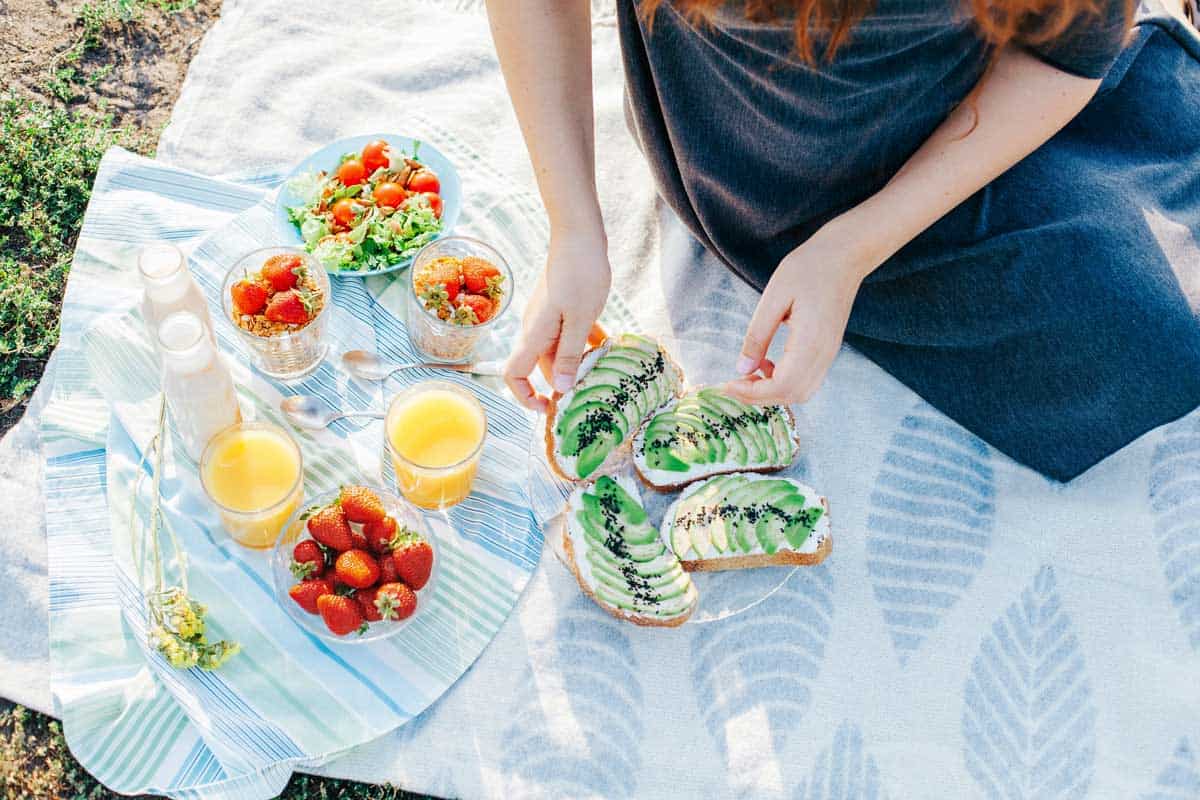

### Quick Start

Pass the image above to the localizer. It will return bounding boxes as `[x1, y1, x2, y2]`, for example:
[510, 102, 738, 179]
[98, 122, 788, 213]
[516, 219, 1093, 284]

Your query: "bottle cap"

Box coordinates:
[139, 244, 189, 304]
[158, 311, 213, 375]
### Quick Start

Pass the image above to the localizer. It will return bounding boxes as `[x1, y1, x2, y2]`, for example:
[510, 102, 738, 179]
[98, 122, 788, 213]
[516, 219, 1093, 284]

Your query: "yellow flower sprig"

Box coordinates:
[130, 397, 239, 671]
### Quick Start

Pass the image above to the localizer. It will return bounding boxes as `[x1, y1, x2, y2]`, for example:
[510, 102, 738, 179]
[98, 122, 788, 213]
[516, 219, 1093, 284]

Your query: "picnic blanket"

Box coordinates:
[2, 0, 1199, 798]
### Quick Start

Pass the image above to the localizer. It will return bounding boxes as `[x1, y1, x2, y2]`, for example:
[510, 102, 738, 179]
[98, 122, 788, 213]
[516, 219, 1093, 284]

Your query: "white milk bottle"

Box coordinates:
[139, 243, 215, 345]
[158, 311, 241, 460]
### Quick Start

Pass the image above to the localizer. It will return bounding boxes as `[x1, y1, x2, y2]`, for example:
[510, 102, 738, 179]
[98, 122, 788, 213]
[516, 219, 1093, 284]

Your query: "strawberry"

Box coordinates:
[306, 504, 354, 552]
[335, 549, 380, 589]
[350, 528, 370, 552]
[264, 289, 316, 324]
[392, 533, 434, 590]
[262, 253, 305, 292]
[374, 582, 417, 621]
[377, 552, 399, 584]
[356, 586, 383, 622]
[231, 279, 268, 315]
[290, 539, 326, 580]
[363, 515, 398, 553]
[460, 257, 501, 295]
[317, 594, 366, 636]
[339, 485, 386, 524]
[454, 294, 493, 325]
[418, 259, 462, 303]
[288, 578, 333, 615]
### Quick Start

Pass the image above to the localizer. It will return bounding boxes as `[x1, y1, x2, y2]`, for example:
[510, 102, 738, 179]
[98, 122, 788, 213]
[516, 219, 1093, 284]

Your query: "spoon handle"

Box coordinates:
[389, 361, 505, 378]
[338, 410, 386, 421]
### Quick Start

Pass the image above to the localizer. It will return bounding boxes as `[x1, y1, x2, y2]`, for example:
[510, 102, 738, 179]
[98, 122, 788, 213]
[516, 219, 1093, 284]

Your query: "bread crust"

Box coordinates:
[669, 492, 832, 573]
[559, 516, 695, 627]
[544, 337, 685, 484]
[631, 390, 802, 492]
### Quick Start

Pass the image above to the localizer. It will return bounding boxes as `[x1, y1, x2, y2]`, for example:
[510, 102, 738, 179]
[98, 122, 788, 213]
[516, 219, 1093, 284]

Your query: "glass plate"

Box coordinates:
[529, 334, 814, 624]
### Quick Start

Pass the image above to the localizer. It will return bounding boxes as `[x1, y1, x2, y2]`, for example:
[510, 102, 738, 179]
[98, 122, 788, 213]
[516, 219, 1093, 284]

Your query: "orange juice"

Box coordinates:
[200, 422, 303, 548]
[386, 382, 486, 509]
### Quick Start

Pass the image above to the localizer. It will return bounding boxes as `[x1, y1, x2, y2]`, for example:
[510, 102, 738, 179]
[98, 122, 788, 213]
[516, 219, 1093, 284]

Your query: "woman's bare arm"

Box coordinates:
[729, 48, 1104, 404]
[487, 0, 612, 408]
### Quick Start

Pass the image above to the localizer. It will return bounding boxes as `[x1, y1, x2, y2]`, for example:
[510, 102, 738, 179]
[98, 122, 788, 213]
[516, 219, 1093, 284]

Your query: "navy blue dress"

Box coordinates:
[618, 0, 1200, 480]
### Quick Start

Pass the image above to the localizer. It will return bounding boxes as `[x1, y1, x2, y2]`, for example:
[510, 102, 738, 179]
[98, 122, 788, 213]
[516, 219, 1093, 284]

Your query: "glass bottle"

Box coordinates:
[158, 311, 241, 461]
[139, 243, 215, 345]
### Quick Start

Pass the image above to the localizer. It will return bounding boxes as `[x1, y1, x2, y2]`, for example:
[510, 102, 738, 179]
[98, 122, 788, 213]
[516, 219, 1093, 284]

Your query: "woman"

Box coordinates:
[485, 0, 1200, 481]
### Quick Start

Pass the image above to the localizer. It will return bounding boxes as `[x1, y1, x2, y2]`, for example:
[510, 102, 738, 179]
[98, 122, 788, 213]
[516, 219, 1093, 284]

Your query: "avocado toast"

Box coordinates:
[547, 334, 685, 482]
[562, 474, 698, 627]
[660, 473, 831, 571]
[632, 387, 800, 490]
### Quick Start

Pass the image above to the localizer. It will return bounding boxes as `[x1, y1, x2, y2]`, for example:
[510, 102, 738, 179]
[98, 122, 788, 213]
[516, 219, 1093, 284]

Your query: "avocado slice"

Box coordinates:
[703, 392, 765, 463]
[573, 366, 629, 395]
[767, 408, 795, 462]
[674, 410, 727, 464]
[693, 396, 747, 465]
[754, 509, 789, 555]
[570, 384, 638, 434]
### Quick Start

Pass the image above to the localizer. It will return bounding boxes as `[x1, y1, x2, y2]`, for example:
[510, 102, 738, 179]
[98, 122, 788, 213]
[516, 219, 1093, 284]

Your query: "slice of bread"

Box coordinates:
[560, 474, 697, 627]
[632, 387, 801, 491]
[545, 334, 685, 483]
[660, 472, 831, 572]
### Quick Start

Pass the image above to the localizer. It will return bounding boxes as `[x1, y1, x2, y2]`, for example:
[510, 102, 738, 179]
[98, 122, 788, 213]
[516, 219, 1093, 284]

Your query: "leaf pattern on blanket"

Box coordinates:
[500, 596, 643, 798]
[962, 566, 1096, 800]
[794, 721, 890, 800]
[690, 565, 834, 770]
[868, 408, 996, 665]
[1148, 415, 1200, 652]
[1141, 739, 1200, 800]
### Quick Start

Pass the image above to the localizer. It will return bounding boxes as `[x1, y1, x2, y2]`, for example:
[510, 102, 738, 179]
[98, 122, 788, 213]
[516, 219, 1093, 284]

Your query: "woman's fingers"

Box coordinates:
[737, 291, 789, 375]
[504, 308, 558, 411]
[551, 316, 593, 392]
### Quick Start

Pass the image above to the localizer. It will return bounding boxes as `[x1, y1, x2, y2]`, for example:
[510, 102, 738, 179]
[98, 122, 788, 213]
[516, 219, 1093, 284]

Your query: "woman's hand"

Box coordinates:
[725, 220, 874, 406]
[504, 227, 612, 411]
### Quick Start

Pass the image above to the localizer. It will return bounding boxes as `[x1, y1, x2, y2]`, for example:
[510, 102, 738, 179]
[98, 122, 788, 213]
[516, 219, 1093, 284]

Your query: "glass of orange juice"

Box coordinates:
[385, 380, 487, 510]
[200, 421, 304, 548]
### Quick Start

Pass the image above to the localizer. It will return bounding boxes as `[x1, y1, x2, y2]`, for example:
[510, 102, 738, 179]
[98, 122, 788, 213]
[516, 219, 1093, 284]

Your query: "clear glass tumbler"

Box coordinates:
[384, 380, 488, 510]
[200, 421, 304, 548]
[221, 247, 330, 380]
[405, 236, 514, 363]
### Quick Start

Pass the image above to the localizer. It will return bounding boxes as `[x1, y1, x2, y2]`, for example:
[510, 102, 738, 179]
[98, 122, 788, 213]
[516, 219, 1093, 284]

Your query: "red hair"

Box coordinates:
[640, 0, 1131, 64]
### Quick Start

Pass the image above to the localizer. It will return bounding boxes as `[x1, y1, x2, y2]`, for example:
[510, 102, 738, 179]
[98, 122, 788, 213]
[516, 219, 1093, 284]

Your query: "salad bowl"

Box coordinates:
[273, 133, 462, 277]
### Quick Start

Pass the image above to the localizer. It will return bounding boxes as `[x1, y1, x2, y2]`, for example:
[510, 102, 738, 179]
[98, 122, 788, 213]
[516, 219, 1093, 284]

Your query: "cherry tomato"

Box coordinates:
[373, 181, 406, 209]
[336, 159, 368, 186]
[406, 169, 440, 194]
[423, 192, 443, 219]
[331, 198, 358, 226]
[361, 140, 391, 175]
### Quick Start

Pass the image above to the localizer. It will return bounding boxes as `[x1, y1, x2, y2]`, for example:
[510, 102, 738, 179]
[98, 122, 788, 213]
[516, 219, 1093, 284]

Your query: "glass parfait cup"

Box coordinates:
[221, 247, 330, 380]
[405, 236, 514, 363]
[384, 380, 487, 510]
[200, 421, 304, 548]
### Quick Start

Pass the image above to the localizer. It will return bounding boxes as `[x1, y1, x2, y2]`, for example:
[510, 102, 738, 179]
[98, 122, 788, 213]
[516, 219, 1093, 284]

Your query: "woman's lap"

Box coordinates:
[846, 18, 1200, 480]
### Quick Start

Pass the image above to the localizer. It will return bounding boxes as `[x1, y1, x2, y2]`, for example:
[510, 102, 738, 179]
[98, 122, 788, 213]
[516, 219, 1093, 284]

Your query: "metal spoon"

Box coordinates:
[342, 350, 504, 381]
[280, 395, 384, 430]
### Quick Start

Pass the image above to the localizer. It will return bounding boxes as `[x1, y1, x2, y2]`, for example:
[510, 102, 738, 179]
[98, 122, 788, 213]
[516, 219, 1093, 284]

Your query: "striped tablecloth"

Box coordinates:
[41, 146, 563, 799]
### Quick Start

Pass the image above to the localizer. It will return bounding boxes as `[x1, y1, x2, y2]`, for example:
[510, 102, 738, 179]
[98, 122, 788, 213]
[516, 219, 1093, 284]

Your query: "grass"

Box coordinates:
[0, 96, 142, 413]
[0, 703, 438, 799]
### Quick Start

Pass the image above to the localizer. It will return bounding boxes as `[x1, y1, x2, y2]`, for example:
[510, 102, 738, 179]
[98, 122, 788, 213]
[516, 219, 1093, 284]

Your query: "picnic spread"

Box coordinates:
[1, 1, 1198, 799]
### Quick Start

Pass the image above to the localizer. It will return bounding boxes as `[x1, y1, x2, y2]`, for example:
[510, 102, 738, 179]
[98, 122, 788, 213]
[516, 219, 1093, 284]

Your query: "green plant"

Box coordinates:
[0, 95, 137, 408]
[1, 703, 441, 799]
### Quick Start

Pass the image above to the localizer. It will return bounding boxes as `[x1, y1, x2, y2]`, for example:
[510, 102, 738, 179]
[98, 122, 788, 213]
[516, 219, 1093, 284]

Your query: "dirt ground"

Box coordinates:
[0, 0, 221, 133]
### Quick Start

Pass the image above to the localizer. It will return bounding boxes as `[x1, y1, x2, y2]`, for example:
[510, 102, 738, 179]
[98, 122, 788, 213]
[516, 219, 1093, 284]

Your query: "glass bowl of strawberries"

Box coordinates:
[222, 247, 331, 380]
[271, 483, 438, 643]
[406, 236, 513, 363]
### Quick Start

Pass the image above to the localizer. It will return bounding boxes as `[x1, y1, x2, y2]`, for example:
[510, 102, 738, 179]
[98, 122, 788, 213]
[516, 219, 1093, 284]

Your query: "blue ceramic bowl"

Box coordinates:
[273, 133, 462, 277]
